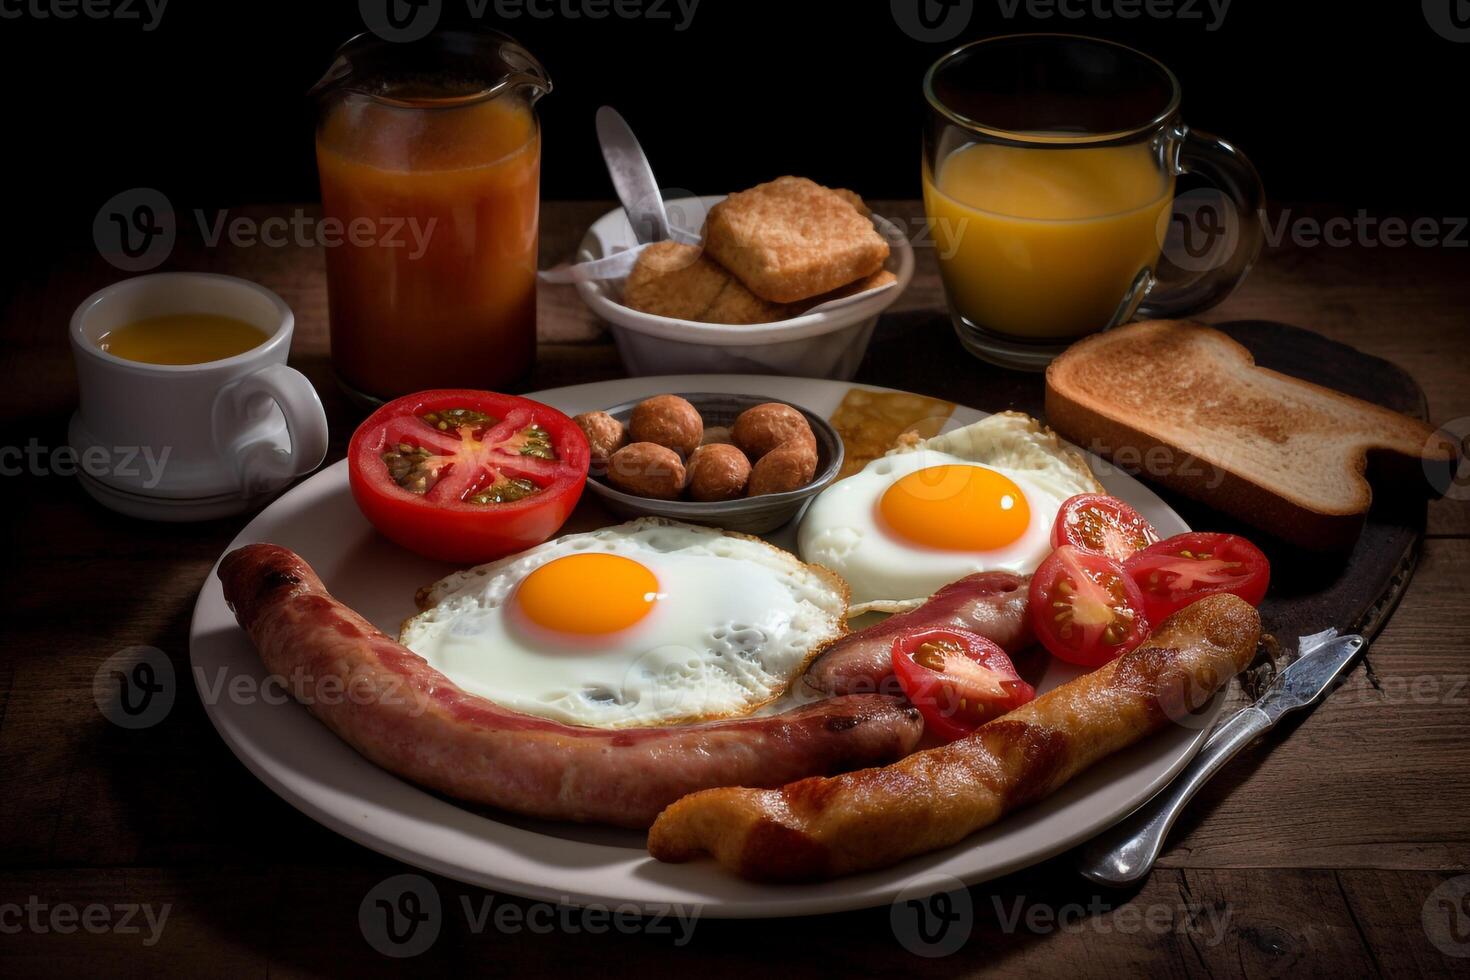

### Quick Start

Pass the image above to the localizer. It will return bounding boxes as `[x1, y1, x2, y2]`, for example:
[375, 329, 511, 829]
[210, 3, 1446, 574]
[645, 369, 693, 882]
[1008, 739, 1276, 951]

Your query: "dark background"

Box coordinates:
[2, 0, 1467, 261]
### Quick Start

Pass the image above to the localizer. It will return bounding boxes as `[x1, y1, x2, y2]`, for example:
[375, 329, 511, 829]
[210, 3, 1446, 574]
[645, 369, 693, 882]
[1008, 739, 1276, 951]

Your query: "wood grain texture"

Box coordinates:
[1, 201, 1466, 976]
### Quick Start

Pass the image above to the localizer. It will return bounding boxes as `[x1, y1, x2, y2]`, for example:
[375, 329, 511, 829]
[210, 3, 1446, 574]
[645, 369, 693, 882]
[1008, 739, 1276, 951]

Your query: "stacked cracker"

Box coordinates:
[622, 176, 895, 325]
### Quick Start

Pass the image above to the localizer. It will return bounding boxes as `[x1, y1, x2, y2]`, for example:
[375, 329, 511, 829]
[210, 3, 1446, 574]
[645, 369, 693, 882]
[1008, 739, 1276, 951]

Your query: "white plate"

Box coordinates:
[190, 375, 1199, 918]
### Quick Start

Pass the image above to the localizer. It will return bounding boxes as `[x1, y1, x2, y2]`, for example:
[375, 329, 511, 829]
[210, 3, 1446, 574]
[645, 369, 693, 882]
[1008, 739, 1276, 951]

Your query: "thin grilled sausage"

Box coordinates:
[804, 571, 1033, 697]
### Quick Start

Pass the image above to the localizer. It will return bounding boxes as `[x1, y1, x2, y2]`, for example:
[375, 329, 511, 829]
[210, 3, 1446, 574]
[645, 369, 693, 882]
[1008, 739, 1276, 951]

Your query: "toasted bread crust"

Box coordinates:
[1045, 320, 1458, 552]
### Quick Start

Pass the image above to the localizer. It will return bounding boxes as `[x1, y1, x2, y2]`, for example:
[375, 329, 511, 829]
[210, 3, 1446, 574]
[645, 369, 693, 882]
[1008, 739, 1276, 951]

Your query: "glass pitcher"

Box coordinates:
[311, 31, 551, 405]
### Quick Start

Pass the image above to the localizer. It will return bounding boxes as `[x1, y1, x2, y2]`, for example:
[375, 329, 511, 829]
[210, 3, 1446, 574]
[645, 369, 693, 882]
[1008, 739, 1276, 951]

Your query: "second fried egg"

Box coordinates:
[798, 412, 1102, 610]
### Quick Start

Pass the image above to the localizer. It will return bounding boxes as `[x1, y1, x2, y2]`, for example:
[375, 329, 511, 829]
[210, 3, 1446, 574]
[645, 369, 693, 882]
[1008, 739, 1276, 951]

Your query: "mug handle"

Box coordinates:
[1137, 125, 1265, 319]
[214, 363, 329, 497]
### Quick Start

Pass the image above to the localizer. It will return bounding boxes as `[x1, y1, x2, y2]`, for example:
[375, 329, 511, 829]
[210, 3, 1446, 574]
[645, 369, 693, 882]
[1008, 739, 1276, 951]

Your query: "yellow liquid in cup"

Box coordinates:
[97, 314, 270, 365]
[923, 141, 1175, 340]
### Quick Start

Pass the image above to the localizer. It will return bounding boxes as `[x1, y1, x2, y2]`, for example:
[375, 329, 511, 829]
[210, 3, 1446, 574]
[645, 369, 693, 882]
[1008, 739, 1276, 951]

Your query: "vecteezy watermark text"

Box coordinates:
[359, 0, 699, 43]
[889, 873, 1233, 957]
[359, 874, 698, 957]
[2, 439, 171, 488]
[94, 188, 441, 271]
[195, 209, 437, 260]
[1263, 209, 1468, 249]
[995, 0, 1231, 31]
[0, 0, 167, 31]
[0, 897, 171, 946]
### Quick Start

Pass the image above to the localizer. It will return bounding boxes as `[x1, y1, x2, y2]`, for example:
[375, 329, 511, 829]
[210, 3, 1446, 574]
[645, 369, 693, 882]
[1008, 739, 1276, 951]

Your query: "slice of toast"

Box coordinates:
[1044, 320, 1459, 551]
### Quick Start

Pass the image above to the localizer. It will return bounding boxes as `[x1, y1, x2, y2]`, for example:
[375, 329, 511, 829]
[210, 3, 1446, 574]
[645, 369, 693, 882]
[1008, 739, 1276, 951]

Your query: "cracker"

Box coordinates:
[801, 268, 897, 308]
[703, 280, 797, 324]
[621, 242, 729, 320]
[703, 176, 890, 304]
[832, 187, 870, 217]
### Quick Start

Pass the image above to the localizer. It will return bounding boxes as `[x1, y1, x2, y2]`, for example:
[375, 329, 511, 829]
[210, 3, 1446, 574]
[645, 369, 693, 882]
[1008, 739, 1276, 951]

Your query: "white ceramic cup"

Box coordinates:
[68, 273, 329, 520]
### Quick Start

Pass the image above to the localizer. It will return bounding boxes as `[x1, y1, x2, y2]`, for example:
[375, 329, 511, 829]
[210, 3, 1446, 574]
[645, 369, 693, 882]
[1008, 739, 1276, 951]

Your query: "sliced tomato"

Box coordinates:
[891, 628, 1035, 741]
[1125, 531, 1270, 622]
[1051, 493, 1159, 563]
[1029, 545, 1151, 667]
[348, 389, 590, 563]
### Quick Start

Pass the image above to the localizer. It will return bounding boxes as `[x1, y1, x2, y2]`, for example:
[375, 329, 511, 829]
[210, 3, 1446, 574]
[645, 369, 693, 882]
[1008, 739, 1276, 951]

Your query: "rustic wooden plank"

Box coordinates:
[1156, 538, 1470, 872]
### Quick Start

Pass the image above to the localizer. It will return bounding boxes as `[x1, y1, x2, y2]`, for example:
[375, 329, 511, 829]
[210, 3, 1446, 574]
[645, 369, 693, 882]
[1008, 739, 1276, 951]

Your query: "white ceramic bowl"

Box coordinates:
[573, 195, 914, 380]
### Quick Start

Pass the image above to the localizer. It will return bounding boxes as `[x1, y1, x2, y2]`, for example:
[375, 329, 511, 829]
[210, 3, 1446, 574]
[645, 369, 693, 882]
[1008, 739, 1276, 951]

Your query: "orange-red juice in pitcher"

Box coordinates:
[312, 32, 551, 403]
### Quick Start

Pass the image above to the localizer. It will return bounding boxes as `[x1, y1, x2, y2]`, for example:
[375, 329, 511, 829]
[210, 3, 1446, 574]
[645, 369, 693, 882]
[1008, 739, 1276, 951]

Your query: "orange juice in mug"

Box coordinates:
[923, 35, 1263, 369]
[923, 141, 1174, 340]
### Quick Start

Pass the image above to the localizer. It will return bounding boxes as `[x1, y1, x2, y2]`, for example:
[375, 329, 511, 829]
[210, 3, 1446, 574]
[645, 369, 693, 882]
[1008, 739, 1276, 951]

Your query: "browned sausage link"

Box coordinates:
[804, 571, 1033, 697]
[648, 593, 1261, 879]
[218, 543, 924, 829]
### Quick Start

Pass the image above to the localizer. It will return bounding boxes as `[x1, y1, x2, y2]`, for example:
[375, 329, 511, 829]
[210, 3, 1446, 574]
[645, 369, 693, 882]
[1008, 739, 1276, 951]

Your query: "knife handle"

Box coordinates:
[1075, 706, 1272, 887]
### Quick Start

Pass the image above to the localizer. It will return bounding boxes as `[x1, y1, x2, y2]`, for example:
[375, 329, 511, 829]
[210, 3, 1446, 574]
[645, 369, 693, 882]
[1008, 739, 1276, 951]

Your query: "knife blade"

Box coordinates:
[1075, 629, 1365, 887]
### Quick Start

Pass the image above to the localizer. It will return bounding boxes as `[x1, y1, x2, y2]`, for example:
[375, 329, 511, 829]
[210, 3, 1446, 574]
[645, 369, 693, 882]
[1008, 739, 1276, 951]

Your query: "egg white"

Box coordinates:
[798, 412, 1102, 610]
[400, 518, 848, 728]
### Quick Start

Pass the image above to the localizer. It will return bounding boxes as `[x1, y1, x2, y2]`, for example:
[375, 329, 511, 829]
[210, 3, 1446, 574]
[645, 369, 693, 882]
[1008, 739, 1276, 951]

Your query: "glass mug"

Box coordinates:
[311, 30, 550, 406]
[922, 34, 1263, 369]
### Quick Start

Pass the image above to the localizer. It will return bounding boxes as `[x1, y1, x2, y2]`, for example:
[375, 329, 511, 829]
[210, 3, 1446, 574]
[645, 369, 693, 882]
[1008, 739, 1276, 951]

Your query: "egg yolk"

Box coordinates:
[515, 553, 660, 635]
[878, 464, 1031, 551]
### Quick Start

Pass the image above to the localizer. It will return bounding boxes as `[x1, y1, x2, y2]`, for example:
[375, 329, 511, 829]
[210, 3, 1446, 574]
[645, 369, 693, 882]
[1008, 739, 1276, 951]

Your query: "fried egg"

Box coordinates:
[400, 518, 847, 728]
[798, 412, 1102, 612]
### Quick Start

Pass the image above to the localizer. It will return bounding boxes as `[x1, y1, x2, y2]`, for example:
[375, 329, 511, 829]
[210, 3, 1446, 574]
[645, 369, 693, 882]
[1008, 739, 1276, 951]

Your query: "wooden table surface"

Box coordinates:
[2, 201, 1468, 978]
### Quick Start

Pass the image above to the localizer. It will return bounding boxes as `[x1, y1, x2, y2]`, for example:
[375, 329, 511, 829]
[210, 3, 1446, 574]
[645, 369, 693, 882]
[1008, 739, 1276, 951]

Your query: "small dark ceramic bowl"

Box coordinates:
[582, 392, 843, 535]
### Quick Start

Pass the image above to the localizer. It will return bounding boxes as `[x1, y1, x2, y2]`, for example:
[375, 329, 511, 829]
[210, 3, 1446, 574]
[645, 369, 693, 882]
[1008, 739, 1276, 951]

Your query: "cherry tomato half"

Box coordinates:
[1029, 545, 1151, 667]
[1051, 493, 1159, 563]
[1125, 531, 1270, 623]
[348, 389, 590, 563]
[891, 627, 1035, 742]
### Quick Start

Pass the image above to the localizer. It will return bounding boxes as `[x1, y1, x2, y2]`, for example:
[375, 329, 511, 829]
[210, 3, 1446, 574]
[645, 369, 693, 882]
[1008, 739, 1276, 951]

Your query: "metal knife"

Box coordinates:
[1075, 629, 1366, 887]
[596, 106, 680, 246]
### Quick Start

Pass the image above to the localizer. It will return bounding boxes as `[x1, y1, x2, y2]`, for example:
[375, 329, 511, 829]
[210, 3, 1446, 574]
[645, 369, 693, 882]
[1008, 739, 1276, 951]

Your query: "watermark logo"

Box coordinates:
[1425, 417, 1470, 501]
[94, 187, 175, 273]
[1423, 874, 1470, 957]
[360, 874, 442, 958]
[93, 646, 175, 730]
[1424, 0, 1470, 42]
[360, 0, 441, 42]
[1160, 187, 1240, 274]
[890, 874, 973, 956]
[892, 0, 974, 42]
